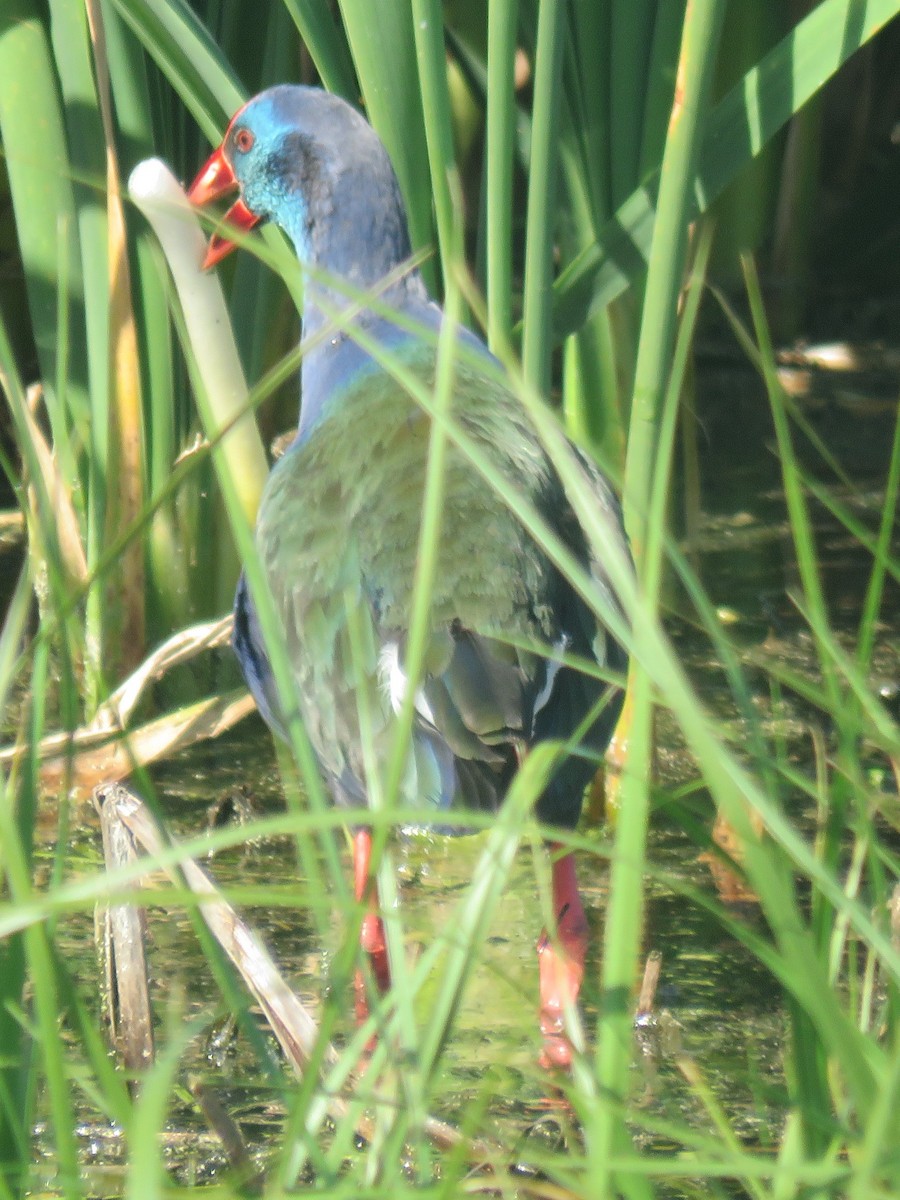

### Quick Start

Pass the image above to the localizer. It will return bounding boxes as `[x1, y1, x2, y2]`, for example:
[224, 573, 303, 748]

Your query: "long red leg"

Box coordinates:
[353, 828, 390, 1025]
[537, 844, 588, 1069]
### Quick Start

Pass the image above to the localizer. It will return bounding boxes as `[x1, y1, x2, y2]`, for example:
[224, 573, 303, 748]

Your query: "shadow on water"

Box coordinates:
[27, 349, 900, 1188]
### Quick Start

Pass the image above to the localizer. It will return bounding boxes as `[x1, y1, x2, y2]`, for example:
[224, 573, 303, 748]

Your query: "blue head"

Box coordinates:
[190, 85, 421, 300]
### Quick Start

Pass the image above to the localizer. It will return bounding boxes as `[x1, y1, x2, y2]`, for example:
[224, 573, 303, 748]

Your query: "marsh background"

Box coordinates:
[1, 2, 899, 1197]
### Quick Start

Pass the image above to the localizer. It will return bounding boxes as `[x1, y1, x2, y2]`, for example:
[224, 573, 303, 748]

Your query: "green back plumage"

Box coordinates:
[244, 340, 627, 823]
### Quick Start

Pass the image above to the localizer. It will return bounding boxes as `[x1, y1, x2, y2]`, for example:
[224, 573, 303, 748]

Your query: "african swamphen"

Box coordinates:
[188, 85, 629, 1067]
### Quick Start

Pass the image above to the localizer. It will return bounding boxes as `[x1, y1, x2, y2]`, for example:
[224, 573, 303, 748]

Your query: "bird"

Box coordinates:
[188, 84, 630, 1068]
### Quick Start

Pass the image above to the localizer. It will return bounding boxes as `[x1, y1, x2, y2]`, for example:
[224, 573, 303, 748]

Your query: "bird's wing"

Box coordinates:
[249, 344, 628, 821]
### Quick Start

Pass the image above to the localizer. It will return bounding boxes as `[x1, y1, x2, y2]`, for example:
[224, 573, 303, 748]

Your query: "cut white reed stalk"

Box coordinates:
[127, 158, 268, 526]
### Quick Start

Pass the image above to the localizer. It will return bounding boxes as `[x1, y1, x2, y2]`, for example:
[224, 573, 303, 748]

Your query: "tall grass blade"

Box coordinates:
[855, 389, 900, 672]
[609, 0, 655, 208]
[281, 0, 357, 98]
[484, 0, 518, 351]
[594, 3, 726, 1187]
[103, 3, 193, 636]
[337, 0, 437, 293]
[46, 0, 115, 698]
[552, 0, 900, 339]
[110, 0, 244, 138]
[520, 0, 564, 395]
[411, 0, 459, 284]
[0, 1, 83, 414]
[87, 0, 147, 679]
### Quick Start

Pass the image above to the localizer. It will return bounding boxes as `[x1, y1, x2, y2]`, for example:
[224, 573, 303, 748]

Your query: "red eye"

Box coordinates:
[234, 127, 255, 153]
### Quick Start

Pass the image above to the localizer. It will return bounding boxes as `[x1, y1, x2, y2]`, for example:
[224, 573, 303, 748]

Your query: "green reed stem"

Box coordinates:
[596, 4, 726, 1192]
[484, 0, 518, 351]
[521, 0, 564, 394]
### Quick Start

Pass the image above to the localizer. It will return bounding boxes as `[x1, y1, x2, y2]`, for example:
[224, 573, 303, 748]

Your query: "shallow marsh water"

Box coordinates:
[41, 728, 789, 1190]
[24, 350, 900, 1191]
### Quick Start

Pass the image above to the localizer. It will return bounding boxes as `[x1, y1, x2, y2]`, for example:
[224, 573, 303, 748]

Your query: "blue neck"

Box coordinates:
[294, 288, 436, 442]
[273, 135, 427, 322]
[277, 175, 430, 439]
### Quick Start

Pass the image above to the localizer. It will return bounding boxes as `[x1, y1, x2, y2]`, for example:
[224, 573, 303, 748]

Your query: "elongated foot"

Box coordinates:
[537, 848, 588, 1069]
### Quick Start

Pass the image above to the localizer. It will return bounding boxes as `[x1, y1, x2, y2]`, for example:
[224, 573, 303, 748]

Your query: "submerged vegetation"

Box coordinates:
[0, 1, 899, 1196]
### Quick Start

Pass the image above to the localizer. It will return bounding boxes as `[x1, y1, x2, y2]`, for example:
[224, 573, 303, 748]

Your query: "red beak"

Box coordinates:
[187, 144, 261, 269]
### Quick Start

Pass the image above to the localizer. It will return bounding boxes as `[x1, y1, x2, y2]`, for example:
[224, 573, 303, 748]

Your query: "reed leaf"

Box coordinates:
[552, 0, 900, 340]
[336, 0, 437, 293]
